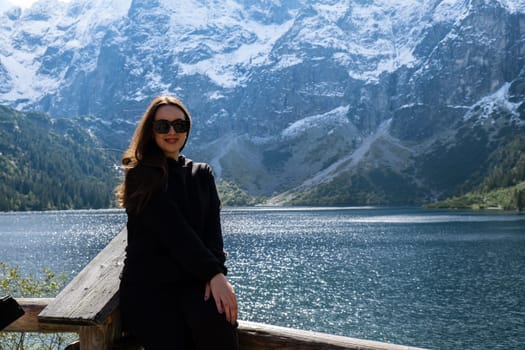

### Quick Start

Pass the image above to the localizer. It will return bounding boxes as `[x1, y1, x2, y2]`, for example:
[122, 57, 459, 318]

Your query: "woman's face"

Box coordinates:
[153, 104, 188, 159]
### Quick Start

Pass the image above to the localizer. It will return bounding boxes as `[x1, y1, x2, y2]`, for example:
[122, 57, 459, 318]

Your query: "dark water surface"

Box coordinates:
[1, 207, 524, 349]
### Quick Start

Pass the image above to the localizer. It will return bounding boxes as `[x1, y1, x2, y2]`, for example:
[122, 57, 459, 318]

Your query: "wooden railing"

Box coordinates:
[5, 298, 424, 350]
[2, 228, 426, 350]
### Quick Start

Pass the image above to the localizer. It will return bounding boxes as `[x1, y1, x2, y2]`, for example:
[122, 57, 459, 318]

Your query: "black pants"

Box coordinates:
[119, 282, 239, 350]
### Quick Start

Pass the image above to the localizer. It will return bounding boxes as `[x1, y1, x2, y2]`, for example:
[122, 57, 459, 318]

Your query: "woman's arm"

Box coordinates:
[199, 164, 238, 323]
[201, 164, 227, 264]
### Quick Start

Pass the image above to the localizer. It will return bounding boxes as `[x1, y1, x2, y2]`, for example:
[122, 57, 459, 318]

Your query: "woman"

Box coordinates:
[116, 95, 239, 349]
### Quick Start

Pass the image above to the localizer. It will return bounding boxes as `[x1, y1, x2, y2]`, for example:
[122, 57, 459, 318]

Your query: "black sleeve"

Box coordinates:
[140, 190, 226, 284]
[201, 164, 227, 267]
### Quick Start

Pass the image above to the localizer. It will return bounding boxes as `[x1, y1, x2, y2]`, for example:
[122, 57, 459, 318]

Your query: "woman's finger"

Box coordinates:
[231, 294, 238, 324]
[215, 297, 224, 314]
[204, 283, 211, 301]
[223, 300, 231, 323]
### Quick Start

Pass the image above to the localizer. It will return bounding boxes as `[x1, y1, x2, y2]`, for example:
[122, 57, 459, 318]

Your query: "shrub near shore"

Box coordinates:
[0, 262, 77, 349]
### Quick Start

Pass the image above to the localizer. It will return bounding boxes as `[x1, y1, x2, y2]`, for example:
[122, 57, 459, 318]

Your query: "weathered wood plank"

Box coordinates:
[38, 228, 127, 325]
[237, 321, 426, 350]
[8, 299, 426, 350]
[3, 298, 78, 333]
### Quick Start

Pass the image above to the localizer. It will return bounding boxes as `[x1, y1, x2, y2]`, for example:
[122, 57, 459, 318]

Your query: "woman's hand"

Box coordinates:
[204, 273, 238, 324]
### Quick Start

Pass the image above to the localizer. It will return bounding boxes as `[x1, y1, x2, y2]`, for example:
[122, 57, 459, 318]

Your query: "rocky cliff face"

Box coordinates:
[1, 0, 524, 204]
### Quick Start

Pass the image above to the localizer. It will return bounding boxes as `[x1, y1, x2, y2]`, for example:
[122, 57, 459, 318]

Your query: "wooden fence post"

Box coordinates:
[78, 309, 122, 350]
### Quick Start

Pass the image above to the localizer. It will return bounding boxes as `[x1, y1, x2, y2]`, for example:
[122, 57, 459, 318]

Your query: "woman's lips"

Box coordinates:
[164, 138, 179, 144]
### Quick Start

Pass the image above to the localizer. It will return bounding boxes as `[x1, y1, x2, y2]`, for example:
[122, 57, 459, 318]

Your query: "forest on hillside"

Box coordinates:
[0, 106, 119, 211]
[1, 106, 524, 211]
[427, 134, 525, 211]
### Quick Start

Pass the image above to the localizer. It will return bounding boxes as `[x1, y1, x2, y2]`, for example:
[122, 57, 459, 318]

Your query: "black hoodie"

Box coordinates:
[120, 156, 227, 287]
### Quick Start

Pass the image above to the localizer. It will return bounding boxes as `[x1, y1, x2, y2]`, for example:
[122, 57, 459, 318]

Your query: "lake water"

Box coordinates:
[0, 207, 524, 349]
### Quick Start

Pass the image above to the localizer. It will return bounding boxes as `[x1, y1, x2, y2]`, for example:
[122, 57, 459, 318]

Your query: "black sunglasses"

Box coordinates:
[152, 119, 190, 134]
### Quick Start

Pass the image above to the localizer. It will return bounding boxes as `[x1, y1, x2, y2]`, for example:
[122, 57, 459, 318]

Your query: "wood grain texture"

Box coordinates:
[38, 228, 127, 325]
[3, 298, 78, 332]
[7, 299, 426, 350]
[237, 321, 426, 350]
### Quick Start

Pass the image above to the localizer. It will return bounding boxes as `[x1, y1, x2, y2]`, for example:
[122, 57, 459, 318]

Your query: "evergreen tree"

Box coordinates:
[0, 105, 120, 211]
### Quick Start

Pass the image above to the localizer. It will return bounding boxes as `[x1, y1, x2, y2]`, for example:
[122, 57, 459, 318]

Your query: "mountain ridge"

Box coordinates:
[0, 0, 524, 206]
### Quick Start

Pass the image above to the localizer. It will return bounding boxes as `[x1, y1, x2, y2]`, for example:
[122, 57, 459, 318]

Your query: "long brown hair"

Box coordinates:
[115, 95, 192, 213]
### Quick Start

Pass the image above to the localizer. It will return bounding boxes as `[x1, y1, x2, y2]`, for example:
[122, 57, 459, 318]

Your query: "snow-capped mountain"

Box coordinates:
[1, 0, 524, 204]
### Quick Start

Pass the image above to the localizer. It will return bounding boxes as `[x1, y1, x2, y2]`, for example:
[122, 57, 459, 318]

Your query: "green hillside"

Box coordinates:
[426, 181, 525, 211]
[0, 106, 120, 211]
[284, 131, 525, 210]
[426, 134, 525, 211]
